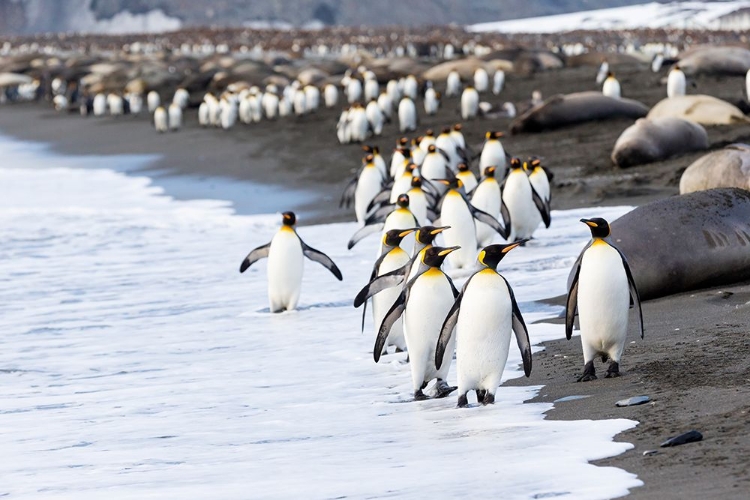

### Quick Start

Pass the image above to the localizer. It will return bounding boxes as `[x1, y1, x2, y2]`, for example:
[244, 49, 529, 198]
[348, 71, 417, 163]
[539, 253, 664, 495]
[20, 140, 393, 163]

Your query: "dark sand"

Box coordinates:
[2, 64, 750, 498]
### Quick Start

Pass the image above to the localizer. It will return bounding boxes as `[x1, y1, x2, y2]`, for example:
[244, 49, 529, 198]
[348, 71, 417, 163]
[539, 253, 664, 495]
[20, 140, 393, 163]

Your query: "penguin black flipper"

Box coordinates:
[340, 177, 358, 209]
[348, 222, 384, 249]
[364, 205, 394, 224]
[437, 148, 451, 163]
[530, 185, 551, 228]
[426, 208, 439, 222]
[500, 200, 512, 237]
[300, 240, 343, 280]
[367, 189, 392, 211]
[447, 275, 460, 298]
[353, 264, 408, 307]
[612, 246, 644, 339]
[239, 242, 271, 273]
[360, 258, 381, 331]
[565, 262, 582, 341]
[502, 276, 532, 377]
[468, 203, 506, 238]
[373, 290, 407, 362]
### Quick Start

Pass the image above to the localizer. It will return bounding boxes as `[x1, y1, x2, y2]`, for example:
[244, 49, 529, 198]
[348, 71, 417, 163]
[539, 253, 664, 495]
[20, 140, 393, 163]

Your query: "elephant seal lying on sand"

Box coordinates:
[510, 91, 648, 134]
[611, 117, 709, 168]
[680, 144, 750, 194]
[570, 188, 750, 300]
[676, 46, 750, 76]
[648, 95, 750, 126]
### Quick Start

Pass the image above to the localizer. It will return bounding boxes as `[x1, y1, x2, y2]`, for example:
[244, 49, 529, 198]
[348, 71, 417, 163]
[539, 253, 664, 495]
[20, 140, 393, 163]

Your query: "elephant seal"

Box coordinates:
[570, 188, 750, 300]
[611, 117, 709, 168]
[510, 91, 648, 134]
[680, 144, 750, 194]
[676, 46, 750, 76]
[648, 95, 750, 125]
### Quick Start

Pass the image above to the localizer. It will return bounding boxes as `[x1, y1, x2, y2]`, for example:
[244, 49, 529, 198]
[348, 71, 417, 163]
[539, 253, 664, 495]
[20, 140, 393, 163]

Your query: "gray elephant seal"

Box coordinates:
[680, 144, 750, 194]
[677, 46, 750, 76]
[510, 91, 649, 134]
[611, 117, 709, 168]
[569, 188, 750, 300]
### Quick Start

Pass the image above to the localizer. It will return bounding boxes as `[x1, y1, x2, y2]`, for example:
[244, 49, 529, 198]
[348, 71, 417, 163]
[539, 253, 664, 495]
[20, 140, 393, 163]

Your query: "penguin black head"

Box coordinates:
[458, 163, 470, 172]
[398, 137, 409, 146]
[436, 178, 462, 190]
[396, 194, 410, 208]
[509, 157, 522, 170]
[478, 241, 526, 269]
[483, 166, 496, 177]
[425, 129, 434, 137]
[441, 126, 451, 134]
[364, 153, 374, 163]
[607, 71, 614, 78]
[416, 225, 450, 245]
[427, 144, 437, 153]
[453, 123, 462, 132]
[423, 246, 460, 268]
[410, 176, 422, 188]
[405, 162, 417, 174]
[382, 228, 417, 248]
[282, 211, 296, 226]
[581, 218, 611, 238]
[486, 131, 503, 140]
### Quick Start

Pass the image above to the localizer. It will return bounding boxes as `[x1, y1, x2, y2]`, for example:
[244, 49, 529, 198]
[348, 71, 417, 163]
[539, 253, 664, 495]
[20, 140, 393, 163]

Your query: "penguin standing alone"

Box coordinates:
[375, 246, 461, 400]
[667, 65, 686, 98]
[602, 72, 621, 99]
[460, 85, 479, 120]
[239, 212, 342, 313]
[436, 241, 532, 407]
[566, 218, 644, 381]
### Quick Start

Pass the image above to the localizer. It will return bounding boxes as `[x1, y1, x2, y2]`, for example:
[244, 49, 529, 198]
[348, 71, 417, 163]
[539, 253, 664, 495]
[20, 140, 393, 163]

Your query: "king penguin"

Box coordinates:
[460, 85, 479, 120]
[456, 163, 478, 195]
[354, 154, 385, 224]
[667, 65, 686, 98]
[436, 241, 532, 407]
[239, 211, 343, 313]
[502, 158, 550, 242]
[480, 131, 507, 178]
[398, 96, 417, 132]
[363, 228, 418, 354]
[602, 72, 621, 99]
[471, 166, 510, 247]
[566, 218, 644, 381]
[525, 158, 551, 214]
[375, 246, 460, 400]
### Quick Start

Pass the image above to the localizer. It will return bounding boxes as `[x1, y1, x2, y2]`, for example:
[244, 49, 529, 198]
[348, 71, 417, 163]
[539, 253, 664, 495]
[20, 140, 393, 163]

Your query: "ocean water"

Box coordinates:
[0, 136, 641, 499]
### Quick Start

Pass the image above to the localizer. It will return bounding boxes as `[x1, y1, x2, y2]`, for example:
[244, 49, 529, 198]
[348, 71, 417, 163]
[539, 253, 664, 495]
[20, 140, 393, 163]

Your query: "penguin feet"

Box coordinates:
[577, 361, 597, 382]
[605, 361, 620, 378]
[476, 389, 487, 403]
[457, 394, 469, 408]
[414, 389, 429, 401]
[434, 379, 458, 399]
[482, 392, 495, 405]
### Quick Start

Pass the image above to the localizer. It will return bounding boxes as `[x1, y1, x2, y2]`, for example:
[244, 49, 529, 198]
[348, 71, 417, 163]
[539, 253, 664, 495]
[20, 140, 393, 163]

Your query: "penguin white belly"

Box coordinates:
[529, 171, 550, 203]
[440, 192, 478, 269]
[407, 190, 429, 226]
[461, 90, 478, 120]
[404, 272, 456, 391]
[446, 72, 460, 97]
[390, 153, 405, 178]
[456, 271, 513, 396]
[667, 72, 686, 98]
[480, 142, 506, 177]
[398, 100, 416, 132]
[603, 79, 621, 99]
[421, 156, 447, 194]
[504, 174, 539, 241]
[373, 250, 410, 352]
[355, 168, 382, 224]
[471, 180, 501, 247]
[457, 173, 477, 194]
[389, 175, 411, 203]
[267, 229, 304, 312]
[577, 243, 630, 362]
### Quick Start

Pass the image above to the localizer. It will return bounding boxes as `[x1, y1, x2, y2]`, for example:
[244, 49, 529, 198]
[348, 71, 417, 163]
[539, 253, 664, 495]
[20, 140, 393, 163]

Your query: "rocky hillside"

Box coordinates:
[0, 0, 713, 34]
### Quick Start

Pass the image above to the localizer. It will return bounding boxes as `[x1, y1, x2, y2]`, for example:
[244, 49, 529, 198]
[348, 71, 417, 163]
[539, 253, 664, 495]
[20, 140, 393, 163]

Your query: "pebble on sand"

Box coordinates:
[615, 395, 650, 407]
[660, 430, 704, 448]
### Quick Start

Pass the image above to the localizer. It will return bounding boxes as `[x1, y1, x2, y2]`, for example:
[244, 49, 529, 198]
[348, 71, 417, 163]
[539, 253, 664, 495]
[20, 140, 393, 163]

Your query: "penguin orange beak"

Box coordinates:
[438, 246, 460, 256]
[398, 228, 418, 237]
[503, 240, 528, 253]
[581, 219, 598, 228]
[431, 226, 450, 234]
